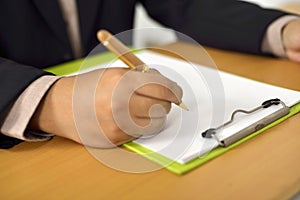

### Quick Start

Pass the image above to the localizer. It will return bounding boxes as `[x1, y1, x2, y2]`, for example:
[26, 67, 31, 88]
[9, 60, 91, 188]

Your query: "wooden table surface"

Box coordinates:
[1, 42, 299, 200]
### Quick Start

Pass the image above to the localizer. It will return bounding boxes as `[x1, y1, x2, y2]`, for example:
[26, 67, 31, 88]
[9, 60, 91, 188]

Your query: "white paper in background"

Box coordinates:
[73, 51, 300, 164]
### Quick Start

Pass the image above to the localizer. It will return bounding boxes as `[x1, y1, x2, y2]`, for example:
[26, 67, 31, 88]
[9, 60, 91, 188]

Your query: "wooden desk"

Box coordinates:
[1, 42, 299, 200]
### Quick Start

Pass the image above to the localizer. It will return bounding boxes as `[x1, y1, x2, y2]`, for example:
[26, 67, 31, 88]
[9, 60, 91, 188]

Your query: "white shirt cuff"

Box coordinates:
[262, 15, 300, 58]
[1, 75, 61, 141]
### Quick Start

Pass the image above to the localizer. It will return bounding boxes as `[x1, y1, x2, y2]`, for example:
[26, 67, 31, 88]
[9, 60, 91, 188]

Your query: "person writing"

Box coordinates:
[0, 0, 299, 149]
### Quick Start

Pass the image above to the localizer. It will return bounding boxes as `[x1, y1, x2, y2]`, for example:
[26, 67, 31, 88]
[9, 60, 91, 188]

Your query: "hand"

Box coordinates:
[28, 68, 182, 148]
[282, 19, 300, 63]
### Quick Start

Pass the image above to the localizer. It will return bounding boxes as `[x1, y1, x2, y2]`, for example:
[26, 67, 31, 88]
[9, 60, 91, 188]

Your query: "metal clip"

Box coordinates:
[202, 99, 290, 147]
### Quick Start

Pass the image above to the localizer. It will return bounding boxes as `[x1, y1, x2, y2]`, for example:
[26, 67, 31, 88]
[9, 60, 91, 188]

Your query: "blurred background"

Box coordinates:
[133, 0, 300, 48]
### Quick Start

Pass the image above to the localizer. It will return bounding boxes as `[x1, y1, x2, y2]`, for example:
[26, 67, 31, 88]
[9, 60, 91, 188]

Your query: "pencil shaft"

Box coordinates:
[97, 30, 146, 71]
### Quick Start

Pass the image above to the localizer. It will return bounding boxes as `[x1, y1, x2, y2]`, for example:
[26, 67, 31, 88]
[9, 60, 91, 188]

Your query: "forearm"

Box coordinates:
[0, 57, 48, 112]
[142, 0, 287, 54]
[1, 76, 60, 140]
[0, 57, 57, 148]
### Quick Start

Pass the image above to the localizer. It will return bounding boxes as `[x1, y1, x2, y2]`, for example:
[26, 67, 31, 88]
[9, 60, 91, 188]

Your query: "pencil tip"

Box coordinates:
[179, 102, 189, 111]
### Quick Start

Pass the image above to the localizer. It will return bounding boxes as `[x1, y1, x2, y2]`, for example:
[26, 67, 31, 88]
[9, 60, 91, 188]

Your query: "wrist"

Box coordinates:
[28, 76, 80, 142]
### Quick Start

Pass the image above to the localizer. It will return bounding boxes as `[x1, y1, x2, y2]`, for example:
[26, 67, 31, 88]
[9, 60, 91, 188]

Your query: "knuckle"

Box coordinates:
[164, 102, 172, 113]
[170, 83, 183, 102]
[149, 68, 161, 75]
[105, 68, 128, 84]
[155, 84, 172, 99]
[136, 97, 152, 114]
[110, 70, 125, 82]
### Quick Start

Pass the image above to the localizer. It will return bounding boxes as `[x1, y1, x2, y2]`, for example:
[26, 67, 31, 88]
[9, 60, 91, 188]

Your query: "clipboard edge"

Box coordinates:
[124, 102, 300, 175]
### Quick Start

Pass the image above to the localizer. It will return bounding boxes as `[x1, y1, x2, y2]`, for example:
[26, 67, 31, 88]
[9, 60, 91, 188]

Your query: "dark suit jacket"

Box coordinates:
[0, 0, 286, 148]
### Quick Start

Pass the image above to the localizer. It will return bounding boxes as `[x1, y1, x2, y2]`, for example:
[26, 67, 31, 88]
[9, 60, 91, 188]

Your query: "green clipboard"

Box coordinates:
[45, 51, 116, 75]
[124, 103, 300, 175]
[45, 51, 300, 175]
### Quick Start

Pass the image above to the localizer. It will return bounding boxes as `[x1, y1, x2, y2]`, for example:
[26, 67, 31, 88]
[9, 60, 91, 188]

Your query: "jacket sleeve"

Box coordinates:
[140, 0, 287, 55]
[0, 57, 49, 148]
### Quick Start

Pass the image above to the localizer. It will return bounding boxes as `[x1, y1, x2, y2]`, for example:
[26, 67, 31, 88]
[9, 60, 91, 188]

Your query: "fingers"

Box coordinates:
[129, 93, 171, 118]
[136, 83, 182, 104]
[100, 116, 166, 145]
[98, 119, 135, 145]
[112, 92, 170, 137]
[133, 72, 183, 105]
[99, 68, 183, 105]
[70, 67, 181, 148]
[87, 67, 183, 146]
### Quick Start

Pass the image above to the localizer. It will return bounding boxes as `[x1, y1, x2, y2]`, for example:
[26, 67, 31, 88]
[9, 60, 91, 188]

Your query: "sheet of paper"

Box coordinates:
[74, 51, 300, 164]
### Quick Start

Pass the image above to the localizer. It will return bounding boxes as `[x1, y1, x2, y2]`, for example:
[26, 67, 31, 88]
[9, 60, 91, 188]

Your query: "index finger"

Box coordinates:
[134, 72, 183, 105]
[135, 83, 182, 105]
